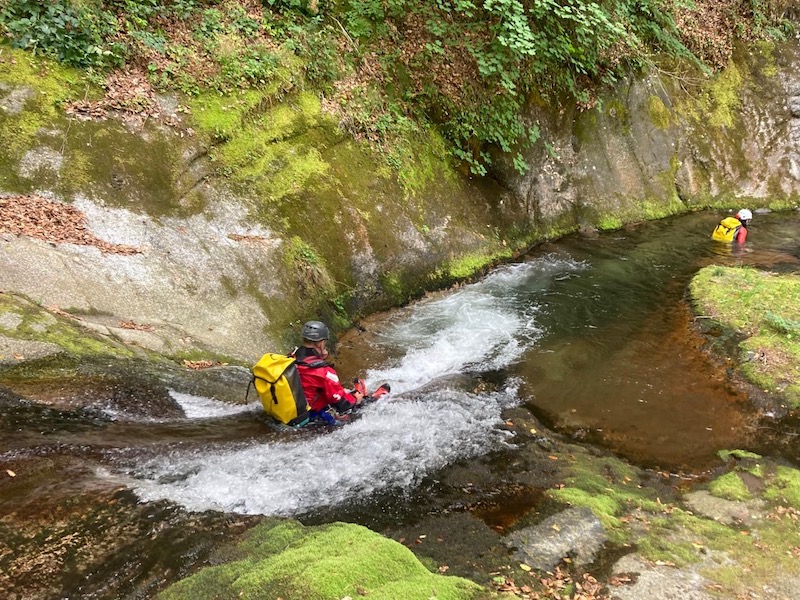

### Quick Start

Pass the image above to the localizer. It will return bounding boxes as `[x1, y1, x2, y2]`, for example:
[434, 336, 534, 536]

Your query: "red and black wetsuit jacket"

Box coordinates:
[291, 346, 358, 412]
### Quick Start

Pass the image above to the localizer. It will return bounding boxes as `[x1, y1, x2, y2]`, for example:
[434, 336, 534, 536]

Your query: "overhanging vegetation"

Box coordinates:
[0, 0, 793, 177]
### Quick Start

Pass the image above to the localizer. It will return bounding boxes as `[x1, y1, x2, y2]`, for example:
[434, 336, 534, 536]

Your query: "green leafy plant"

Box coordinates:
[764, 312, 800, 337]
[1, 0, 792, 179]
[0, 0, 121, 68]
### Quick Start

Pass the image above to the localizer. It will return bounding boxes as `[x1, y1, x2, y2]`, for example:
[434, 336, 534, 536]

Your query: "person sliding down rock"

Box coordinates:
[291, 321, 389, 424]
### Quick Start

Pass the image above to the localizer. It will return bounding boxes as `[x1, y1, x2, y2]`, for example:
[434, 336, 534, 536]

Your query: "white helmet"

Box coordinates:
[736, 208, 753, 221]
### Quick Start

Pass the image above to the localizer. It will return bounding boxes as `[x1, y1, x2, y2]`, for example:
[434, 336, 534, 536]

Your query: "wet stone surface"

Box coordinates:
[503, 507, 608, 572]
[0, 454, 261, 600]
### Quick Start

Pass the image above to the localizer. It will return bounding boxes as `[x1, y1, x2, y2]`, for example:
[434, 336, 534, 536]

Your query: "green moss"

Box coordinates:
[635, 535, 699, 567]
[440, 248, 514, 281]
[708, 472, 752, 501]
[764, 466, 800, 508]
[169, 348, 244, 367]
[544, 450, 663, 544]
[648, 95, 671, 129]
[0, 46, 195, 217]
[379, 272, 405, 304]
[740, 333, 800, 398]
[548, 487, 622, 531]
[0, 46, 90, 188]
[755, 40, 778, 77]
[682, 62, 744, 129]
[638, 509, 737, 567]
[211, 92, 334, 204]
[395, 128, 455, 198]
[158, 521, 484, 600]
[689, 266, 800, 407]
[717, 449, 763, 462]
[0, 294, 133, 359]
[188, 90, 265, 141]
[690, 266, 800, 332]
[60, 119, 190, 216]
[283, 236, 335, 295]
[604, 98, 629, 127]
[698, 508, 800, 597]
[596, 215, 623, 231]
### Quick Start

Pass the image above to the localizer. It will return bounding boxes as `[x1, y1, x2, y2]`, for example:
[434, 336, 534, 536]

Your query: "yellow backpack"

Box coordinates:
[711, 217, 742, 242]
[249, 353, 310, 426]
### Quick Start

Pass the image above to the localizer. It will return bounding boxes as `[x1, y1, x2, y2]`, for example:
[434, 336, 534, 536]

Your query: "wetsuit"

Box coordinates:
[292, 346, 358, 414]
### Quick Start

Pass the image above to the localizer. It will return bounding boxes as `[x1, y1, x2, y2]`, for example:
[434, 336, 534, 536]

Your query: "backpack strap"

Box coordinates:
[296, 359, 329, 369]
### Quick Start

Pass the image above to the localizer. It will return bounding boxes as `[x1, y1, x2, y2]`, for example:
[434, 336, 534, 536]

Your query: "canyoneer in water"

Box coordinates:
[292, 321, 390, 424]
[250, 321, 389, 427]
[711, 208, 752, 243]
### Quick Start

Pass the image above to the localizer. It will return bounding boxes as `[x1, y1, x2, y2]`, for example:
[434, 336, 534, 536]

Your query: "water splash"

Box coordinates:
[169, 391, 258, 419]
[131, 385, 519, 515]
[124, 254, 585, 515]
[366, 255, 586, 394]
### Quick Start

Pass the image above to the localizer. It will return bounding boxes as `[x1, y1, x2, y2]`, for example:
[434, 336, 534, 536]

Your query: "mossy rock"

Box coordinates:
[708, 472, 752, 502]
[689, 265, 800, 408]
[158, 521, 488, 600]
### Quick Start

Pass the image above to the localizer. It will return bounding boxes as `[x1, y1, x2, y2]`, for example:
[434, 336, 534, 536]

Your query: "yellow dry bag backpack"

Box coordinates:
[711, 217, 742, 242]
[248, 353, 310, 426]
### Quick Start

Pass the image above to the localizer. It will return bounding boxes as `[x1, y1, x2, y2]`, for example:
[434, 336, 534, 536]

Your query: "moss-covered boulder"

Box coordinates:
[689, 265, 800, 408]
[158, 520, 489, 600]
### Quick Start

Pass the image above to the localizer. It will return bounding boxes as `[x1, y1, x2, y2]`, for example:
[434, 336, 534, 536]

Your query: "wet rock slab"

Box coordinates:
[610, 554, 715, 600]
[502, 506, 607, 571]
[0, 454, 262, 600]
[684, 490, 765, 525]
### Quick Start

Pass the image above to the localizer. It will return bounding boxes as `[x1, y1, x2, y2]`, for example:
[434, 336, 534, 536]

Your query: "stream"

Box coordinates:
[2, 209, 800, 598]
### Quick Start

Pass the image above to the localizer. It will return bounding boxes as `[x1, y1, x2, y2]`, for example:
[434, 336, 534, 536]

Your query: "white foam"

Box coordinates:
[366, 255, 586, 394]
[122, 253, 586, 516]
[130, 384, 520, 515]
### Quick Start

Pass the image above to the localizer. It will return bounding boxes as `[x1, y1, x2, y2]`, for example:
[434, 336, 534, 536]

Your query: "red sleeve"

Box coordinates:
[736, 227, 748, 243]
[321, 368, 357, 407]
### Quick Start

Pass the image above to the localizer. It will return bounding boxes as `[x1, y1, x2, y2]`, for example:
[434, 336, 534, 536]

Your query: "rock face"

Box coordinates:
[0, 194, 284, 360]
[496, 42, 800, 227]
[1, 40, 800, 361]
[684, 490, 765, 525]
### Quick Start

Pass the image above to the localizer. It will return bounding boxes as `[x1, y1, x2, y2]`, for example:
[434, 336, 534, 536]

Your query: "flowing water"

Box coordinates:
[2, 210, 800, 594]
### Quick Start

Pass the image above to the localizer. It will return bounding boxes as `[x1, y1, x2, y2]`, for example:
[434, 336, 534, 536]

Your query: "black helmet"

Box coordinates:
[301, 320, 329, 342]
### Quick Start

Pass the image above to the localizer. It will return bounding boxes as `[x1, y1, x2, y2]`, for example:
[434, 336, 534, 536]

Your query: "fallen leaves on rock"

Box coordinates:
[608, 573, 636, 586]
[228, 233, 272, 246]
[0, 195, 140, 255]
[64, 68, 186, 131]
[494, 566, 611, 599]
[119, 321, 155, 332]
[46, 305, 82, 320]
[183, 360, 228, 370]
